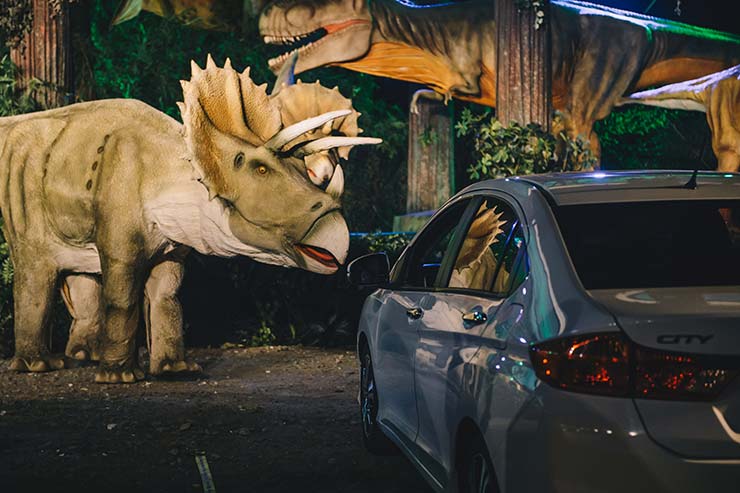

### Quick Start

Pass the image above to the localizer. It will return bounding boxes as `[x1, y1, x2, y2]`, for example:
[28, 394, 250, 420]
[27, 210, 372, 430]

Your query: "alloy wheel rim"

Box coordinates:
[470, 452, 491, 493]
[361, 353, 377, 437]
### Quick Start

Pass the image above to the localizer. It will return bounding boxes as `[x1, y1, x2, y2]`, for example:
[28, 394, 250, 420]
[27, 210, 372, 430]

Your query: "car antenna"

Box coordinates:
[684, 169, 699, 190]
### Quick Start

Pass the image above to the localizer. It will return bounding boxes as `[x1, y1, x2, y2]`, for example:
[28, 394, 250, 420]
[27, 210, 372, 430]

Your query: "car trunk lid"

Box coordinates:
[590, 287, 740, 459]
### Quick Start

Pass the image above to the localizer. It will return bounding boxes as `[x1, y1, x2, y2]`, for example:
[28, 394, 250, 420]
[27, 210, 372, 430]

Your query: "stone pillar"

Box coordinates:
[395, 96, 455, 232]
[495, 0, 551, 128]
[10, 0, 74, 108]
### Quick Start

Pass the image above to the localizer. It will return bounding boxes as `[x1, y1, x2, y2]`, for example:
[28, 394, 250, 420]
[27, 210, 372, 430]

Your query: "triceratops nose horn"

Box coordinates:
[265, 109, 352, 151]
[270, 51, 298, 96]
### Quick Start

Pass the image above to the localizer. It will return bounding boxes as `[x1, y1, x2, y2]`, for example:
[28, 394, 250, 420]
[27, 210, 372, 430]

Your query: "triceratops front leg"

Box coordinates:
[144, 255, 201, 375]
[9, 256, 65, 372]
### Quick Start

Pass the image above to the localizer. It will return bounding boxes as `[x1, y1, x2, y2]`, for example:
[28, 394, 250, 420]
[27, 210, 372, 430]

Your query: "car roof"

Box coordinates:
[462, 170, 740, 206]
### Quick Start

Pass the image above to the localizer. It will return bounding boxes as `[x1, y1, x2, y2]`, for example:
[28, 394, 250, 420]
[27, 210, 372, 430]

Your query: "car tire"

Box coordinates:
[457, 433, 499, 493]
[359, 344, 396, 455]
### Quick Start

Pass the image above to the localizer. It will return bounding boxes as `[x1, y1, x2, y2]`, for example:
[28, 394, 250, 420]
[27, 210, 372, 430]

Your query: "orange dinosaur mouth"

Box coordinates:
[265, 19, 371, 70]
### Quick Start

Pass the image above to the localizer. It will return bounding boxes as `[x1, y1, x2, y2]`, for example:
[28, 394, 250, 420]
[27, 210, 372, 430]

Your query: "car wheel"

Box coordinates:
[458, 434, 498, 493]
[359, 345, 395, 455]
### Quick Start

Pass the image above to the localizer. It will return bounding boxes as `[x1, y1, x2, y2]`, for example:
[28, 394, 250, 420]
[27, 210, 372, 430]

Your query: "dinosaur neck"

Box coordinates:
[335, 0, 495, 106]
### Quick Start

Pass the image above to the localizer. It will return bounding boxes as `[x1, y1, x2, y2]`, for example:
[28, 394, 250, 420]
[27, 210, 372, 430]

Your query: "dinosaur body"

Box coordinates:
[0, 58, 380, 382]
[622, 65, 740, 171]
[260, 0, 740, 158]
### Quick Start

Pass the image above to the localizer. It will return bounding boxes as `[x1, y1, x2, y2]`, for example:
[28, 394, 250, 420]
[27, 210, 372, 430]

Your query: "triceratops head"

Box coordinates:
[179, 55, 380, 274]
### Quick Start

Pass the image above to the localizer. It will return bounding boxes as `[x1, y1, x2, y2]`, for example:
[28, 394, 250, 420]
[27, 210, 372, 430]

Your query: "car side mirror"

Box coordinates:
[347, 252, 390, 288]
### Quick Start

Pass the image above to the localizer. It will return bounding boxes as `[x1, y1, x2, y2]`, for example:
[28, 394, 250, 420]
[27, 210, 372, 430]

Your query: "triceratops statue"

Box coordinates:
[0, 55, 380, 383]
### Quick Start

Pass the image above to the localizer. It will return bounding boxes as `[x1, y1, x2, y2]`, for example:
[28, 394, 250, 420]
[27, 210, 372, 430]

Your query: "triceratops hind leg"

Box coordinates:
[9, 258, 65, 372]
[60, 274, 103, 362]
[144, 256, 201, 376]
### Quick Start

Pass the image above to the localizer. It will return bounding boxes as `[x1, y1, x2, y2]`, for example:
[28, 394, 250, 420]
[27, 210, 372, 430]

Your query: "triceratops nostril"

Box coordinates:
[311, 201, 323, 212]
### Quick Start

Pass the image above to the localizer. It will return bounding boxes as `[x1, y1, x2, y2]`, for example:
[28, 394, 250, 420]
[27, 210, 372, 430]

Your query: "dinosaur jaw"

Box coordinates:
[265, 19, 372, 74]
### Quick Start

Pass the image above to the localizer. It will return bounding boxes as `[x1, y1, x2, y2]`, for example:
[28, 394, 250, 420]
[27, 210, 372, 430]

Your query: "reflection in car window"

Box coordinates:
[401, 200, 470, 288]
[448, 198, 525, 295]
[556, 201, 740, 289]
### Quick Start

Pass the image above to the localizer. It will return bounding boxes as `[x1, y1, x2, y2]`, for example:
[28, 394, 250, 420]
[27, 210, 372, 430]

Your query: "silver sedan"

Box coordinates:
[348, 171, 740, 493]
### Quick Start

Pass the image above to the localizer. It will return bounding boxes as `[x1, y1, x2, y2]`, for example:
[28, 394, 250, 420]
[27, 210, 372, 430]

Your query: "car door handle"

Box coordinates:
[462, 311, 487, 325]
[406, 307, 423, 319]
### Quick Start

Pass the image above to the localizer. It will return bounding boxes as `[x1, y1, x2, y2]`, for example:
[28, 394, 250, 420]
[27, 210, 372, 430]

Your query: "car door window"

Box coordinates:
[398, 200, 473, 289]
[447, 197, 527, 295]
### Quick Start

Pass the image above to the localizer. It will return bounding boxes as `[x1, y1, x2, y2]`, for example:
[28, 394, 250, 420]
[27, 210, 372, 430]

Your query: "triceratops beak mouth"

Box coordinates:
[295, 210, 349, 274]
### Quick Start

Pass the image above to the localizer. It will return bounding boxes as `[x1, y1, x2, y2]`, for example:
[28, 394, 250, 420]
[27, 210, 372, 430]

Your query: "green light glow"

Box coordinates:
[555, 1, 740, 45]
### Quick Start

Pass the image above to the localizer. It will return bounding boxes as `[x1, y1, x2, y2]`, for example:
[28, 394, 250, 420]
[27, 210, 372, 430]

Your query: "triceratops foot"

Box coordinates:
[9, 355, 66, 372]
[94, 364, 145, 384]
[150, 359, 202, 376]
[65, 345, 101, 363]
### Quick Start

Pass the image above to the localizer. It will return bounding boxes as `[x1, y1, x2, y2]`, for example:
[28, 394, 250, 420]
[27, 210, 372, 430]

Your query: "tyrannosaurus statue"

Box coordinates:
[0, 55, 380, 383]
[113, 0, 740, 166]
[258, 0, 740, 162]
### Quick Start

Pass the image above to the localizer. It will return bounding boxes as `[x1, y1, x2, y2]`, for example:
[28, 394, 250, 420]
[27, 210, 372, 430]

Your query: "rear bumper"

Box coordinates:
[505, 387, 740, 493]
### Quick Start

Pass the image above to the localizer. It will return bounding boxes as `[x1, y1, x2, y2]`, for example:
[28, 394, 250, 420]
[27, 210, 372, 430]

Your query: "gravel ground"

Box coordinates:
[0, 346, 431, 493]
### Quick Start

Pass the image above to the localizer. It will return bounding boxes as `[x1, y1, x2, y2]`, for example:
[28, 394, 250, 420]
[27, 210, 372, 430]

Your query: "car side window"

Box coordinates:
[399, 200, 471, 289]
[498, 225, 528, 295]
[447, 197, 527, 296]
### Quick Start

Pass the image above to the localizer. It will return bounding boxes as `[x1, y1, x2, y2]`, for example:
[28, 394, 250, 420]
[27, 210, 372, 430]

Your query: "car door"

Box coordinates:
[412, 195, 529, 477]
[374, 198, 477, 447]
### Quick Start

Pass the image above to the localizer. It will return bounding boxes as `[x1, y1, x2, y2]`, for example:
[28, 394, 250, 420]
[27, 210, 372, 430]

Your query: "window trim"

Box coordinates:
[390, 197, 481, 290]
[436, 193, 530, 298]
[389, 190, 532, 300]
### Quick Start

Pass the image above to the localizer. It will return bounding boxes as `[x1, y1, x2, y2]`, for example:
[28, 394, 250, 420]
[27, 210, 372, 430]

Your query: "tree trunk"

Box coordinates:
[495, 0, 551, 129]
[406, 97, 455, 213]
[10, 0, 73, 108]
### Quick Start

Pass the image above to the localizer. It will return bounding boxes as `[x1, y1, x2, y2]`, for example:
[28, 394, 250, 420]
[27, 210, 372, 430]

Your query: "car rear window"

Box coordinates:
[555, 201, 740, 289]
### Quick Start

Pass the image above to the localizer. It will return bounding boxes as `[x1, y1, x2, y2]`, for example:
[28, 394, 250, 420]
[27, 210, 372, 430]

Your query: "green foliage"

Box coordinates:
[456, 107, 596, 180]
[0, 0, 33, 48]
[88, 1, 273, 118]
[0, 54, 41, 116]
[249, 323, 277, 347]
[363, 232, 412, 263]
[595, 105, 715, 170]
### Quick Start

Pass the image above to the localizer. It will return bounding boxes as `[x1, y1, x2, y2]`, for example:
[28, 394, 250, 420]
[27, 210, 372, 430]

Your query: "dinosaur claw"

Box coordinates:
[73, 350, 89, 361]
[9, 357, 28, 371]
[95, 365, 145, 384]
[9, 355, 65, 372]
[150, 358, 202, 376]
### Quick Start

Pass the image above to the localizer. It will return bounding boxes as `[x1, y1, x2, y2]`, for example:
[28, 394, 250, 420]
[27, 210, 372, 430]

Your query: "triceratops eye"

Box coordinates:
[234, 152, 245, 169]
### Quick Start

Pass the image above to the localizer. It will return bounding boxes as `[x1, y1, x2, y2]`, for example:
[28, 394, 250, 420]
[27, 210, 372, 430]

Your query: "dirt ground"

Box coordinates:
[0, 346, 431, 493]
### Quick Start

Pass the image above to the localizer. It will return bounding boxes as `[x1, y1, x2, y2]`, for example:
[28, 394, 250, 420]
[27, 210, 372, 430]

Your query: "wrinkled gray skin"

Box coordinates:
[0, 67, 366, 382]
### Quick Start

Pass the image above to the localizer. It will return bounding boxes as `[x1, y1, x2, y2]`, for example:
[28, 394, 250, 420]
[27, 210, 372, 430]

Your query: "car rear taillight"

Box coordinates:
[530, 333, 739, 401]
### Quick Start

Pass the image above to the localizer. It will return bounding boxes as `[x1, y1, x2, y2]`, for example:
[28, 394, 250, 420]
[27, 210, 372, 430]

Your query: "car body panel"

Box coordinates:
[356, 171, 740, 493]
[373, 289, 423, 441]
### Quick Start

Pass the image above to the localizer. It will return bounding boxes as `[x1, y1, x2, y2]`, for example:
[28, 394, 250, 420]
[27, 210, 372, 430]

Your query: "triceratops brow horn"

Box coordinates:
[295, 136, 383, 157]
[265, 109, 352, 151]
[325, 164, 345, 199]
